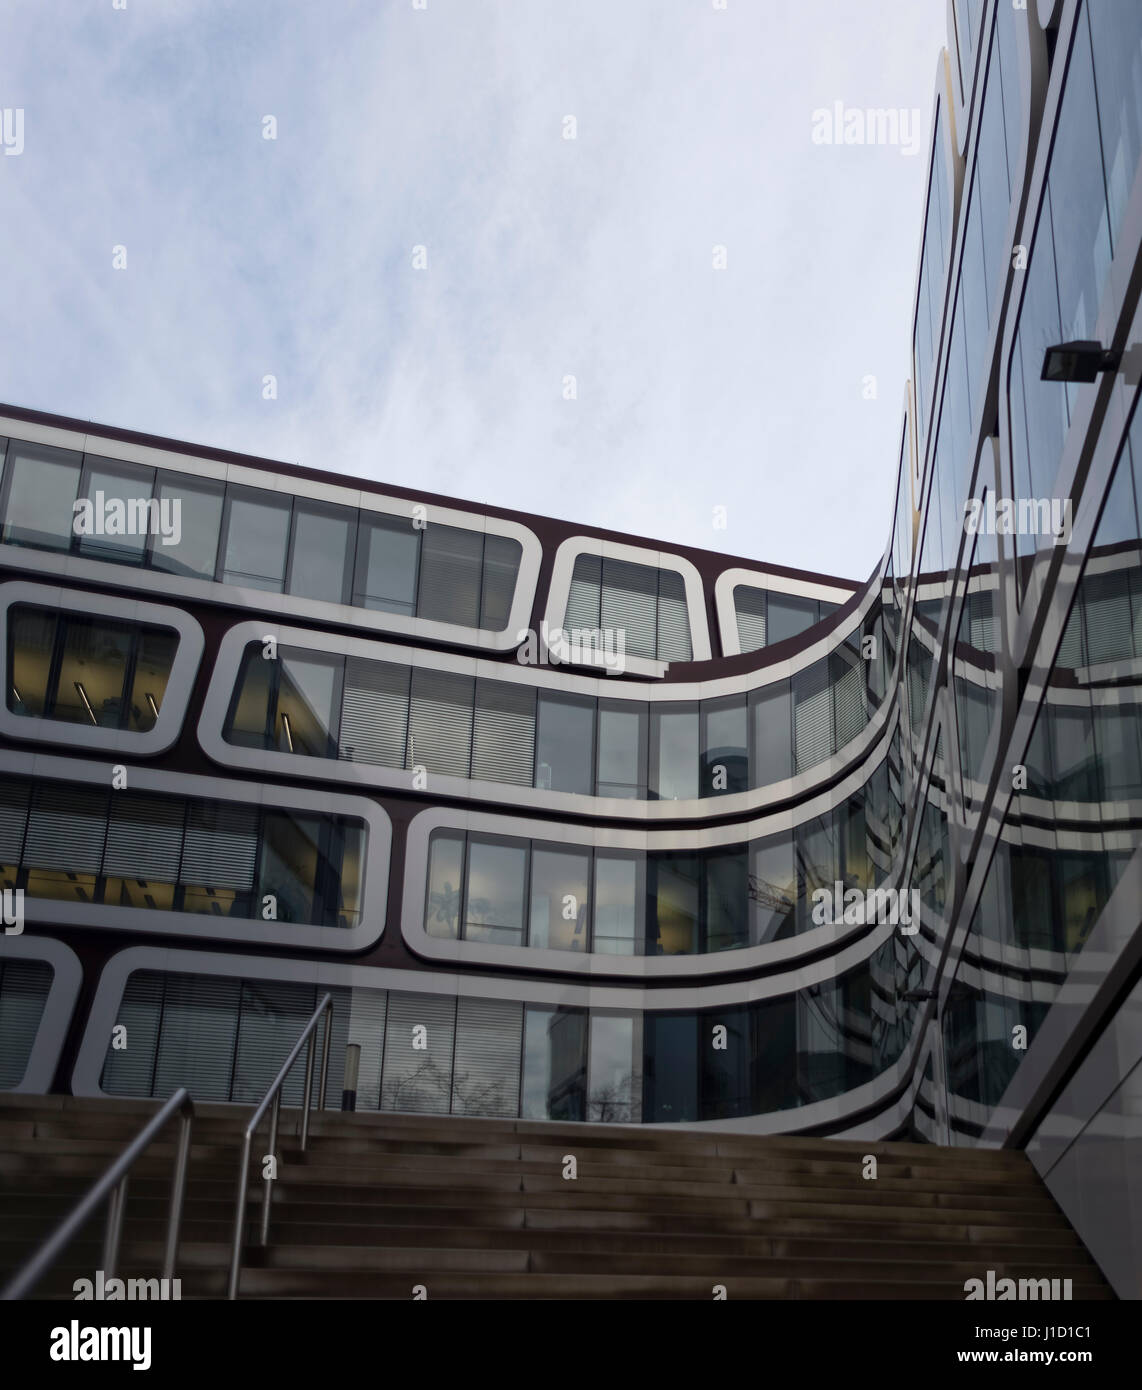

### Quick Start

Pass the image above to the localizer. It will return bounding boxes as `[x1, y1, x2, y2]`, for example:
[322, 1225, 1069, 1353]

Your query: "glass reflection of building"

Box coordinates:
[2, 0, 1142, 1298]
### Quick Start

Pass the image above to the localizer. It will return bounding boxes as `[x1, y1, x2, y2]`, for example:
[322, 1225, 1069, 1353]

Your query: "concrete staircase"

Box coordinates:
[0, 1094, 1114, 1299]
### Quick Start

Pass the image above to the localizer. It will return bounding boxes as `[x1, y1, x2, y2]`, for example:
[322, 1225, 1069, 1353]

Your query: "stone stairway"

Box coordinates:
[0, 1094, 1114, 1299]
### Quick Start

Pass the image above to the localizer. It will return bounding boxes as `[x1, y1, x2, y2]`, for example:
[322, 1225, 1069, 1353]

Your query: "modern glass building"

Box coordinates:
[1, 0, 1140, 1291]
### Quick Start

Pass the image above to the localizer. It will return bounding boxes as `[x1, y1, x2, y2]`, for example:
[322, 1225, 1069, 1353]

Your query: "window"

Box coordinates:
[221, 487, 292, 592]
[149, 474, 223, 581]
[565, 553, 692, 663]
[649, 704, 699, 801]
[593, 852, 642, 956]
[0, 441, 82, 551]
[535, 691, 595, 794]
[480, 535, 522, 630]
[0, 433, 521, 630]
[596, 700, 647, 798]
[274, 650, 343, 758]
[4, 776, 367, 928]
[529, 845, 590, 952]
[418, 524, 482, 628]
[704, 847, 749, 953]
[701, 695, 747, 795]
[425, 832, 464, 939]
[7, 607, 178, 732]
[76, 458, 154, 566]
[749, 680, 793, 785]
[649, 851, 700, 955]
[750, 833, 795, 943]
[464, 836, 527, 946]
[288, 502, 354, 604]
[588, 1014, 640, 1122]
[353, 514, 419, 615]
[522, 1006, 587, 1120]
[767, 593, 820, 646]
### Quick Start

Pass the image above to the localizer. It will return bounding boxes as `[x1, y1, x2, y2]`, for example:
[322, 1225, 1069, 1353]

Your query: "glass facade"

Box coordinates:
[223, 607, 889, 798]
[0, 438, 523, 632]
[3, 10, 1142, 1298]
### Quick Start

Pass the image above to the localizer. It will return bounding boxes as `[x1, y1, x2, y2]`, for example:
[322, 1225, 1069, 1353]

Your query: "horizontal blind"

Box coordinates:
[656, 568, 692, 663]
[831, 649, 866, 748]
[417, 525, 482, 628]
[479, 534, 522, 631]
[408, 669, 474, 778]
[471, 679, 536, 785]
[103, 794, 185, 883]
[380, 991, 456, 1115]
[0, 960, 51, 1089]
[0, 779, 30, 865]
[451, 996, 523, 1117]
[965, 588, 998, 653]
[180, 802, 259, 890]
[564, 553, 601, 631]
[100, 970, 163, 1097]
[152, 973, 240, 1102]
[348, 987, 388, 1111]
[232, 980, 319, 1106]
[340, 657, 410, 768]
[734, 586, 768, 653]
[602, 558, 657, 661]
[1083, 569, 1133, 665]
[792, 662, 833, 773]
[24, 783, 107, 873]
[1057, 601, 1085, 669]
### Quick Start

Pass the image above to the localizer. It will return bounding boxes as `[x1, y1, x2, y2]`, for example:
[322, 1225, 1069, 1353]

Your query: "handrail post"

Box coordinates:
[299, 1026, 317, 1149]
[260, 1091, 280, 1247]
[315, 1003, 333, 1145]
[227, 1130, 253, 1300]
[163, 1108, 193, 1281]
[102, 1177, 128, 1280]
[225, 992, 334, 1299]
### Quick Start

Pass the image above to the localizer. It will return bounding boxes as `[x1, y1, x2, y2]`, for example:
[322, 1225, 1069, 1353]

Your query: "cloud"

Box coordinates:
[0, 0, 947, 580]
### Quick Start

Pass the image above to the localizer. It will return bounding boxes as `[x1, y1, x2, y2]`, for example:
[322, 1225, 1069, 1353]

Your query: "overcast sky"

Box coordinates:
[0, 0, 947, 581]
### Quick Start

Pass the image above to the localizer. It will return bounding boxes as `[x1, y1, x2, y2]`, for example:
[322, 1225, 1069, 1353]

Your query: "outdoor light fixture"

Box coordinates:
[1041, 339, 1121, 383]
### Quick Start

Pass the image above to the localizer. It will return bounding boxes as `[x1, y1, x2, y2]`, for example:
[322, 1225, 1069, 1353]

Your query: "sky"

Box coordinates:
[0, 0, 948, 581]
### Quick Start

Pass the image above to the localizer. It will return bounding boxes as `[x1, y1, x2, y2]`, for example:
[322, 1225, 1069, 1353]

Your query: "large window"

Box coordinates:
[225, 612, 885, 798]
[0, 776, 366, 928]
[424, 771, 897, 958]
[0, 437, 523, 632]
[564, 554, 693, 663]
[7, 606, 177, 731]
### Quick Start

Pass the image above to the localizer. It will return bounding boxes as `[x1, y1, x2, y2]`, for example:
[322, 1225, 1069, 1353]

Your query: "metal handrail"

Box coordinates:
[1, 1088, 195, 1301]
[227, 992, 333, 1300]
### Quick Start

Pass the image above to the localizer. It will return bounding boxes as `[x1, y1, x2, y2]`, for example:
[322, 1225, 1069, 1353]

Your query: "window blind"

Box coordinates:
[471, 679, 536, 785]
[380, 991, 456, 1115]
[408, 669, 474, 777]
[340, 657, 410, 769]
[450, 996, 523, 1117]
[734, 586, 768, 653]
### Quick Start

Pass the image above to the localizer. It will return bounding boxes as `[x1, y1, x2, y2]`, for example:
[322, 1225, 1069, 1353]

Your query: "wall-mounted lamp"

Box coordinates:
[1041, 339, 1121, 383]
